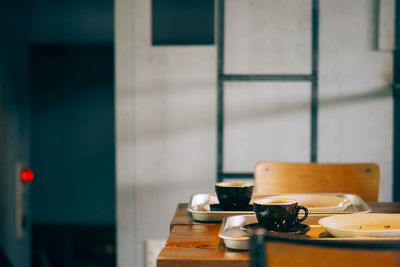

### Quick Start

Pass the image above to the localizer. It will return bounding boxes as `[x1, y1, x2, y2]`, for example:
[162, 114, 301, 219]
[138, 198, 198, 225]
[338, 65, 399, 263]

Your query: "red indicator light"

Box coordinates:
[21, 169, 34, 183]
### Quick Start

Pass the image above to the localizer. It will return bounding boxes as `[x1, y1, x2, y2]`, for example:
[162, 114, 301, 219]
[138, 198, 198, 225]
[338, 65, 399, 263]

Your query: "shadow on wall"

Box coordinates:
[127, 84, 392, 140]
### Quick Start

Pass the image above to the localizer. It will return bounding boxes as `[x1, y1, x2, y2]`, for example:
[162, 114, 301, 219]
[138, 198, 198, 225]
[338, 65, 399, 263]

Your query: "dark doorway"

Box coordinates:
[29, 45, 115, 267]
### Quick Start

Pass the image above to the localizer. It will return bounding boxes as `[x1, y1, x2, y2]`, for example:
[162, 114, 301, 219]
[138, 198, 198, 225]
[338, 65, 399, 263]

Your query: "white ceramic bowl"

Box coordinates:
[319, 213, 400, 238]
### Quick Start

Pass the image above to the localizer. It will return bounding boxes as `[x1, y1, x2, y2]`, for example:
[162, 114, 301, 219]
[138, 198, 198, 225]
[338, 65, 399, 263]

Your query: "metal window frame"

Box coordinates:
[216, 0, 319, 182]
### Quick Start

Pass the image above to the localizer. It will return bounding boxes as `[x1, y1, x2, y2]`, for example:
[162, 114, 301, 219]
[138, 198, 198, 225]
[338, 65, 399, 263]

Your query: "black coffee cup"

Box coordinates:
[253, 198, 309, 231]
[215, 182, 254, 211]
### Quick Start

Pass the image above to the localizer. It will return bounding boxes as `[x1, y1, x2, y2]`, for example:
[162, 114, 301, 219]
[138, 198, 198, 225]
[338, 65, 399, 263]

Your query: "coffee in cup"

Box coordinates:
[253, 198, 308, 231]
[215, 182, 254, 211]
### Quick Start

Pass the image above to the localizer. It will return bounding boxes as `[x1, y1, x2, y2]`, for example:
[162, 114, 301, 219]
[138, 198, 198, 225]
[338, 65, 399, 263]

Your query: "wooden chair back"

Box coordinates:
[254, 162, 380, 201]
[250, 231, 400, 267]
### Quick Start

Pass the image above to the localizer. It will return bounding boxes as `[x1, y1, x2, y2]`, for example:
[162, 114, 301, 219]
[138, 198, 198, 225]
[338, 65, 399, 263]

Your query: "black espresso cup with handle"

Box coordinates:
[215, 182, 254, 211]
[253, 198, 309, 231]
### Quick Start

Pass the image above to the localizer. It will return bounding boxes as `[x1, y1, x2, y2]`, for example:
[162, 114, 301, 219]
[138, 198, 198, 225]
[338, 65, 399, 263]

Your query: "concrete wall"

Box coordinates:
[0, 0, 31, 266]
[115, 0, 393, 266]
[318, 0, 392, 200]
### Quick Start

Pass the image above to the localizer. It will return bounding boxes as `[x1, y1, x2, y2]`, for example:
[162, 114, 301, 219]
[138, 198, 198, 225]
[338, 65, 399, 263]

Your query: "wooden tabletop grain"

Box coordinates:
[157, 202, 400, 267]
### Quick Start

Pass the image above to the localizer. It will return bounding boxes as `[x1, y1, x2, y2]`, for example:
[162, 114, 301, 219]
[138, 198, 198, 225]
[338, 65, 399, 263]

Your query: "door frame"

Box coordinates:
[393, 0, 400, 201]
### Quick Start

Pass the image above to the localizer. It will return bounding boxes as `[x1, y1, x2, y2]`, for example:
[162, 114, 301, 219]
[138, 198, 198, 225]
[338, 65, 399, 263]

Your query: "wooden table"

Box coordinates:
[157, 202, 400, 267]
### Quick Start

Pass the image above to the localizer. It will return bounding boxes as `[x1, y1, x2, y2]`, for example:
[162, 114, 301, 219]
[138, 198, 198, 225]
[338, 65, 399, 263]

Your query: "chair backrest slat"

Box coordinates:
[250, 230, 400, 267]
[254, 162, 380, 202]
[265, 241, 400, 267]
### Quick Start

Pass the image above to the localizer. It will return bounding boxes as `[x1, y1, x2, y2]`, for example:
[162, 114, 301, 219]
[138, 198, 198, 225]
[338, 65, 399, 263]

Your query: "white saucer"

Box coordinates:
[319, 213, 400, 238]
[267, 194, 351, 213]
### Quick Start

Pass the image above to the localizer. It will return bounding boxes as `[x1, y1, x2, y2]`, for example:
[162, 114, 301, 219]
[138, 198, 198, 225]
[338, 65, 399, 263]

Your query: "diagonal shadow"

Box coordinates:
[119, 85, 392, 142]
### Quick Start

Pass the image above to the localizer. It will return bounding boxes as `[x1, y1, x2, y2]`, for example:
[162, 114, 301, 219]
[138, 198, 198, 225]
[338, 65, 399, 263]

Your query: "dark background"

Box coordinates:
[29, 45, 115, 266]
[152, 0, 214, 45]
[27, 0, 116, 266]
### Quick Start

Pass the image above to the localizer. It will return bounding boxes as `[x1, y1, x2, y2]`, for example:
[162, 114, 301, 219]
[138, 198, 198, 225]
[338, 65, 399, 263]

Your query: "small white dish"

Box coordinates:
[268, 194, 351, 213]
[319, 213, 400, 238]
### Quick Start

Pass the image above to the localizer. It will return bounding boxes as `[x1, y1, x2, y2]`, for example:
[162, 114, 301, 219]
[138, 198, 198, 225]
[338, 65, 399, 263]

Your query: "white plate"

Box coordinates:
[267, 194, 351, 213]
[319, 213, 400, 238]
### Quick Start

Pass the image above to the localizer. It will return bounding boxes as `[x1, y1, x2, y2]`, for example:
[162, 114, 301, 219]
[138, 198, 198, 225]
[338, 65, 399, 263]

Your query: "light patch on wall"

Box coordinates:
[145, 239, 166, 267]
[377, 0, 395, 51]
